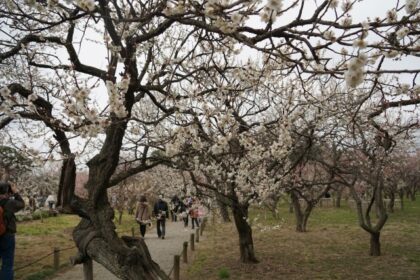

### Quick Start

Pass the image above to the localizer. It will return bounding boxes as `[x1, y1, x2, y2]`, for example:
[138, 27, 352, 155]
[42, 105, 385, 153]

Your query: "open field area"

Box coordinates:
[183, 198, 420, 280]
[14, 213, 139, 280]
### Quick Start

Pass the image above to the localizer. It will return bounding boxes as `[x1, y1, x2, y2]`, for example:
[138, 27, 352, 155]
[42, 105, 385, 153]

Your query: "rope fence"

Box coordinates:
[15, 245, 77, 272]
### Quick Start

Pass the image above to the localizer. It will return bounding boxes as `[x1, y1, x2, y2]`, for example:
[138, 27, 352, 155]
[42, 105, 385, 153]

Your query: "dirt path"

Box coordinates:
[52, 220, 199, 280]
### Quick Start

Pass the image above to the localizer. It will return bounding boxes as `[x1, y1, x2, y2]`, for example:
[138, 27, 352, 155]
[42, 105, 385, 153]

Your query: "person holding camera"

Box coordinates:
[0, 181, 25, 280]
[153, 194, 169, 239]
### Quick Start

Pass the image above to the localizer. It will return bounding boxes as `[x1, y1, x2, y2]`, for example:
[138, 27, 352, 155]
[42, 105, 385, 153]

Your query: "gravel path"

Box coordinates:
[53, 220, 198, 280]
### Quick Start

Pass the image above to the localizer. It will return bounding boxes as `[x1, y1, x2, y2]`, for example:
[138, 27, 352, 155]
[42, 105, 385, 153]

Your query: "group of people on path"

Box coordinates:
[135, 194, 205, 239]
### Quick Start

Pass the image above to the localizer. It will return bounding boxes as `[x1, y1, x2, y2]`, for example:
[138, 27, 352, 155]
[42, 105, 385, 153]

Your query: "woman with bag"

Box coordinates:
[135, 196, 151, 238]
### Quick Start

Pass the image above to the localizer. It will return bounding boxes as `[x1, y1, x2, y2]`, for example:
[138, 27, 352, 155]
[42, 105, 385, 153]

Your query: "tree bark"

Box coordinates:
[409, 190, 416, 201]
[335, 188, 343, 208]
[215, 191, 231, 222]
[57, 155, 76, 213]
[291, 191, 305, 232]
[387, 191, 395, 213]
[219, 202, 231, 223]
[369, 232, 381, 256]
[69, 60, 168, 278]
[398, 189, 404, 210]
[231, 204, 258, 263]
[73, 213, 168, 279]
[118, 210, 123, 225]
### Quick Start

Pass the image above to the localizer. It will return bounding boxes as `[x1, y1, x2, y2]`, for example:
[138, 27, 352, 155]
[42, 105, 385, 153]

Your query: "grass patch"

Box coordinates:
[183, 197, 420, 280]
[25, 268, 55, 280]
[15, 210, 140, 280]
[218, 267, 230, 279]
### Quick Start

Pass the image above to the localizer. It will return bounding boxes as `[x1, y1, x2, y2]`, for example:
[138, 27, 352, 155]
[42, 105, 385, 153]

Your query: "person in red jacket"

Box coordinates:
[189, 204, 200, 230]
[0, 182, 25, 280]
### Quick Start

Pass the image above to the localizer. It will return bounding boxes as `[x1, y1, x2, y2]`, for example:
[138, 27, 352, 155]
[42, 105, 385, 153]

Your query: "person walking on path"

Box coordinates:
[178, 200, 189, 229]
[135, 196, 152, 238]
[0, 181, 25, 280]
[170, 195, 180, 222]
[153, 195, 169, 239]
[190, 204, 200, 229]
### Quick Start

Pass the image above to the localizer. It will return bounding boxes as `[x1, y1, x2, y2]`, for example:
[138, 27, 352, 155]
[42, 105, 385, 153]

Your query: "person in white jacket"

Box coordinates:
[45, 194, 56, 209]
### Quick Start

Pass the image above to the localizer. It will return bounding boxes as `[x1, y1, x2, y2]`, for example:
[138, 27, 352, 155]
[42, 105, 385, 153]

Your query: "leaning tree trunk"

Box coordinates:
[369, 231, 381, 256]
[72, 197, 168, 279]
[231, 203, 258, 263]
[69, 62, 168, 278]
[71, 143, 168, 279]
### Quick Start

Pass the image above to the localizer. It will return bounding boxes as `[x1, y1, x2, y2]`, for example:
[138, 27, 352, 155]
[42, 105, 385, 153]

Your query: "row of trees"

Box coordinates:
[1, 0, 419, 279]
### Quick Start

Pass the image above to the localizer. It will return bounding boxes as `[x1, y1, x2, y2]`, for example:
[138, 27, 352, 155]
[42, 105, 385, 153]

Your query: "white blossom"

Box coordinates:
[353, 38, 367, 48]
[344, 54, 368, 88]
[329, 0, 338, 9]
[323, 30, 336, 42]
[387, 9, 398, 22]
[341, 16, 352, 27]
[396, 27, 410, 39]
[405, 0, 419, 13]
[75, 0, 96, 12]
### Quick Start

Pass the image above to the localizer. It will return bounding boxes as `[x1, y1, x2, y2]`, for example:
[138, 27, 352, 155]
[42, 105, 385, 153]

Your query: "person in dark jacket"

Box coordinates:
[153, 195, 169, 239]
[0, 181, 25, 280]
[178, 200, 189, 229]
[170, 195, 180, 222]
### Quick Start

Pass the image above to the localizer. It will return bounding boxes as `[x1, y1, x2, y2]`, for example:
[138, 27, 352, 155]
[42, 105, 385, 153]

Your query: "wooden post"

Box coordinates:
[200, 217, 206, 235]
[83, 258, 93, 280]
[195, 228, 200, 243]
[53, 247, 60, 270]
[183, 242, 188, 263]
[190, 233, 195, 251]
[200, 223, 204, 236]
[173, 255, 180, 280]
[131, 227, 135, 237]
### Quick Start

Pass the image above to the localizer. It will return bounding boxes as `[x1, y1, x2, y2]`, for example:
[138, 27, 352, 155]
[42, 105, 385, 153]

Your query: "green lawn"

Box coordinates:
[184, 197, 420, 280]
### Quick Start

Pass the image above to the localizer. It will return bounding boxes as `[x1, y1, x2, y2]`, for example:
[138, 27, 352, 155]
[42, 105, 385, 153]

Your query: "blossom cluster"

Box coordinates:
[405, 0, 419, 13]
[162, 1, 186, 16]
[344, 54, 368, 88]
[260, 0, 283, 23]
[75, 0, 96, 12]
[106, 78, 129, 119]
[0, 86, 16, 117]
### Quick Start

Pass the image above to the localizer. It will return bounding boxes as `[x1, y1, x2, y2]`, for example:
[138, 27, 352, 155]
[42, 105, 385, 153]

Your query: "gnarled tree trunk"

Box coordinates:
[72, 201, 167, 279]
[69, 58, 168, 278]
